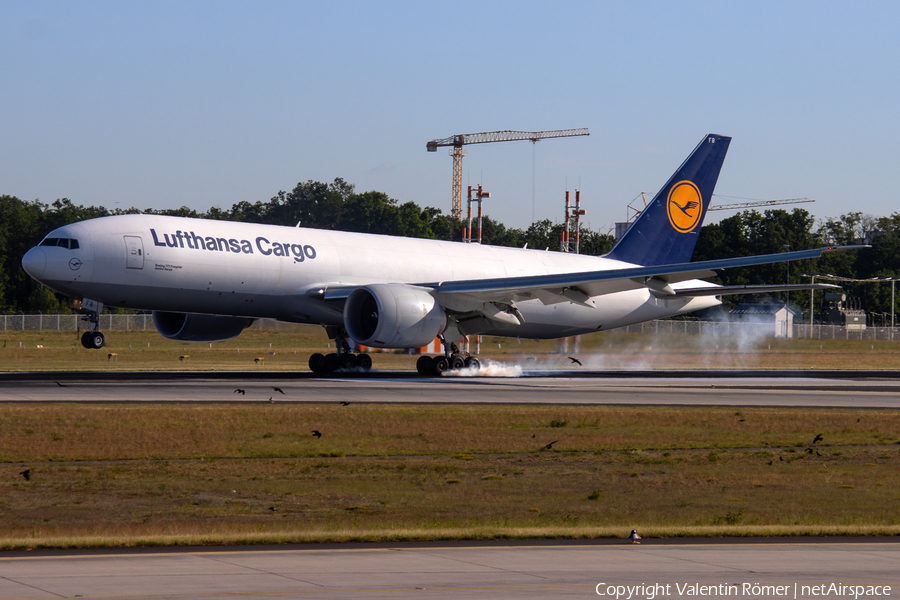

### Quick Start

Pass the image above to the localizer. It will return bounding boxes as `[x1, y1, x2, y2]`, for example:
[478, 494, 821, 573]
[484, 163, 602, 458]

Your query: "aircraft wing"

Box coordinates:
[429, 246, 863, 306]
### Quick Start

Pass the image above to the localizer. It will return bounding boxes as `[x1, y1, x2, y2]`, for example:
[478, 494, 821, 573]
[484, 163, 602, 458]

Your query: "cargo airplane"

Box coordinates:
[21, 134, 852, 374]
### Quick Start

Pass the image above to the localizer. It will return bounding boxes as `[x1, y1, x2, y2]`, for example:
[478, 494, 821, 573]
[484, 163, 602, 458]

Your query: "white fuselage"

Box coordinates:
[22, 214, 721, 340]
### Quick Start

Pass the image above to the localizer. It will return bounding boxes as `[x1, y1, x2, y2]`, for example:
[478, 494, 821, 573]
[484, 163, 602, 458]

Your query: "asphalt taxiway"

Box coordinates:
[2, 370, 900, 407]
[1, 540, 898, 599]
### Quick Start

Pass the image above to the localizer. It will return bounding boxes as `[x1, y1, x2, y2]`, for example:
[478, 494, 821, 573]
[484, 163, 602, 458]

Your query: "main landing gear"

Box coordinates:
[415, 342, 480, 376]
[308, 327, 372, 374]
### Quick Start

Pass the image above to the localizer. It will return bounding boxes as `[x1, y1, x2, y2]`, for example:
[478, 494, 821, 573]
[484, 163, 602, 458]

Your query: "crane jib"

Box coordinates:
[426, 128, 589, 150]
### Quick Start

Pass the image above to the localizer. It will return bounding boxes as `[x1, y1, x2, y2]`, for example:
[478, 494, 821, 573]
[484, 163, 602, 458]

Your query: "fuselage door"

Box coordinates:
[124, 235, 144, 269]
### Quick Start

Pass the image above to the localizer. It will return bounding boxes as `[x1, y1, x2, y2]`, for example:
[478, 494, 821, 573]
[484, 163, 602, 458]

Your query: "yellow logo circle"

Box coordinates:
[666, 181, 703, 233]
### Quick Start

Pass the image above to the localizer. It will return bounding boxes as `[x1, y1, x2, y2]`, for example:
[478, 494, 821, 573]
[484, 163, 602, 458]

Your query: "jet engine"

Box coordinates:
[152, 311, 255, 342]
[344, 284, 445, 348]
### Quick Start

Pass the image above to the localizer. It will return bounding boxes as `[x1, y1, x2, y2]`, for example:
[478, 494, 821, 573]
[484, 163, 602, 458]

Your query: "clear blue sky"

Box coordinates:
[2, 1, 898, 232]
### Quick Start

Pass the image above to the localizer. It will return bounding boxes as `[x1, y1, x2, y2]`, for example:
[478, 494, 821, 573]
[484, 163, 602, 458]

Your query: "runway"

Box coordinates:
[2, 370, 900, 407]
[1, 540, 898, 599]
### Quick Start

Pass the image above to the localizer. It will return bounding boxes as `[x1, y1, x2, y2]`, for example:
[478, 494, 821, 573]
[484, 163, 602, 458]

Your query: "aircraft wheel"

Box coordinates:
[431, 356, 449, 375]
[340, 353, 358, 369]
[450, 355, 466, 371]
[91, 332, 105, 349]
[464, 357, 481, 370]
[322, 353, 340, 373]
[309, 353, 325, 373]
[80, 331, 93, 349]
[416, 355, 432, 375]
[357, 353, 372, 371]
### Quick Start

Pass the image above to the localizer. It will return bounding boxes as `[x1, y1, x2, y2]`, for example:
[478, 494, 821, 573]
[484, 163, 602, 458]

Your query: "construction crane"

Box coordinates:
[426, 128, 589, 219]
[707, 197, 815, 212]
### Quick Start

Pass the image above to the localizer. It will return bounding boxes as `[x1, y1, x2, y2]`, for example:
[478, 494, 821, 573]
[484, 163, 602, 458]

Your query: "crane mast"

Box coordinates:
[427, 128, 589, 219]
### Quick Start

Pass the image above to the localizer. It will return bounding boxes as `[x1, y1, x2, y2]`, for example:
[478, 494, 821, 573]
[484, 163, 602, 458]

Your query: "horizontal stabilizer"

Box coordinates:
[674, 283, 841, 297]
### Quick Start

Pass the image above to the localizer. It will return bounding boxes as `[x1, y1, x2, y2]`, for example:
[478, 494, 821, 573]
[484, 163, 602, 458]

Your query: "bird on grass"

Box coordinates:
[568, 357, 582, 366]
[269, 397, 274, 403]
[779, 456, 784, 462]
[312, 430, 322, 438]
[19, 469, 31, 481]
[816, 451, 822, 457]
[272, 386, 285, 394]
[268, 506, 277, 512]
[805, 448, 813, 454]
[767, 461, 773, 466]
[234, 388, 245, 395]
[544, 441, 558, 450]
[813, 433, 824, 444]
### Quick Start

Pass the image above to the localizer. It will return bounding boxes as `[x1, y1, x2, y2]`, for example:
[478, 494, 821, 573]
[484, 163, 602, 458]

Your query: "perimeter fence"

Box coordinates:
[3, 313, 900, 341]
[615, 320, 900, 341]
[2, 313, 151, 332]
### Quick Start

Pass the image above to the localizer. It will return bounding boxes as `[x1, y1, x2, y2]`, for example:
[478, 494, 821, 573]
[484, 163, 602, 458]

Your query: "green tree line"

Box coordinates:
[2, 181, 898, 321]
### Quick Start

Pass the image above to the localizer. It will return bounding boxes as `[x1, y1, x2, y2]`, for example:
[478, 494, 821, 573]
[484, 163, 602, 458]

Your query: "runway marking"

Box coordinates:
[0, 585, 594, 599]
[3, 541, 899, 562]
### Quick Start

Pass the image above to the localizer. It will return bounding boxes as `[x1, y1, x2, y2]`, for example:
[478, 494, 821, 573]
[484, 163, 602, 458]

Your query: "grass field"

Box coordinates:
[2, 327, 900, 371]
[2, 404, 900, 548]
[2, 329, 900, 547]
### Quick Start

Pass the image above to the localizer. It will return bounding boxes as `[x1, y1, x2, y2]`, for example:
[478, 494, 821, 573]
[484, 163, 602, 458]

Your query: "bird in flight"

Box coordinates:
[672, 199, 699, 217]
[272, 387, 285, 394]
[813, 433, 824, 444]
[340, 401, 350, 406]
[234, 388, 245, 395]
[54, 381, 68, 387]
[312, 430, 322, 438]
[19, 469, 31, 481]
[544, 441, 558, 450]
[568, 357, 582, 366]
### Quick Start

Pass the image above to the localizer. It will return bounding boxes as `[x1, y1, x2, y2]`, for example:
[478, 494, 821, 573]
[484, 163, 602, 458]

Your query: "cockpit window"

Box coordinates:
[38, 237, 79, 249]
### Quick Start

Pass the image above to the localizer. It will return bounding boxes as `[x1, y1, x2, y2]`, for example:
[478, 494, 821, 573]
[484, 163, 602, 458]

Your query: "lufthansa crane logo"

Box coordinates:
[666, 181, 703, 233]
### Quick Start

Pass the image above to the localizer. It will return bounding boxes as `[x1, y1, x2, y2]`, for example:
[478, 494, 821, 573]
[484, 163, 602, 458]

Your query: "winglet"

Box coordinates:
[606, 134, 731, 266]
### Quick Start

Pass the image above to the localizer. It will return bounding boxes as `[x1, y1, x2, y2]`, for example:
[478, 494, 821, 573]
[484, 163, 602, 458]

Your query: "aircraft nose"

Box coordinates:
[21, 247, 47, 279]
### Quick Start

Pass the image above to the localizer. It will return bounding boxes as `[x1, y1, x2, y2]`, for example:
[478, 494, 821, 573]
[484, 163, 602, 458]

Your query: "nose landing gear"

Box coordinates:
[71, 298, 105, 349]
[81, 330, 105, 349]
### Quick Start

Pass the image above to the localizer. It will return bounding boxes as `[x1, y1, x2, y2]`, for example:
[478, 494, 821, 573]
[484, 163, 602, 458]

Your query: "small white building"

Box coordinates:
[729, 303, 797, 338]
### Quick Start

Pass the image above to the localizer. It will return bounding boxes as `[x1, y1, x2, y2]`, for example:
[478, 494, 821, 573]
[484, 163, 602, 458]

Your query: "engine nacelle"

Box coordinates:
[344, 284, 445, 348]
[152, 311, 255, 342]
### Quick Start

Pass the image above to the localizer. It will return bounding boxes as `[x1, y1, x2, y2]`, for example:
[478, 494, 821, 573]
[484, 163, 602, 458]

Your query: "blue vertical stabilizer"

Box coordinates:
[606, 134, 731, 266]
